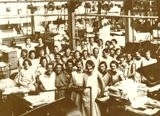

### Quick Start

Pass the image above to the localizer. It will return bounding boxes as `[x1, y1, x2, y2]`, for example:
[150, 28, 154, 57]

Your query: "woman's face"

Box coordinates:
[119, 57, 125, 64]
[75, 52, 81, 59]
[103, 51, 109, 57]
[93, 48, 99, 56]
[127, 54, 132, 61]
[66, 49, 71, 56]
[98, 40, 103, 46]
[111, 40, 116, 46]
[42, 59, 47, 67]
[55, 54, 61, 61]
[76, 62, 83, 71]
[30, 52, 36, 59]
[145, 51, 151, 59]
[116, 49, 121, 56]
[86, 63, 93, 73]
[67, 62, 73, 71]
[38, 38, 43, 44]
[53, 47, 59, 54]
[56, 65, 62, 74]
[24, 61, 30, 70]
[135, 52, 141, 59]
[83, 51, 88, 58]
[110, 49, 115, 56]
[81, 42, 87, 48]
[47, 64, 53, 74]
[106, 41, 111, 46]
[110, 63, 117, 72]
[26, 38, 31, 45]
[76, 41, 81, 46]
[22, 51, 27, 58]
[39, 49, 45, 56]
[99, 63, 106, 73]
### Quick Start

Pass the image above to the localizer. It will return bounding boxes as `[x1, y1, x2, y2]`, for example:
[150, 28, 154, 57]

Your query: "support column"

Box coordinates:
[31, 12, 35, 40]
[68, 0, 76, 50]
[28, 4, 36, 41]
[125, 10, 134, 43]
[97, 1, 102, 27]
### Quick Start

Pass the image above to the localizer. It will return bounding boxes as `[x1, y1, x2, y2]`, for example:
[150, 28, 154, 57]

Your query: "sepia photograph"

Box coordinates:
[0, 0, 160, 116]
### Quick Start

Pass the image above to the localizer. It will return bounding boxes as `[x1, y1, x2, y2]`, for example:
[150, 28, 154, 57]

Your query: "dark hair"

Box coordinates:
[111, 39, 117, 44]
[97, 39, 103, 44]
[117, 54, 125, 61]
[145, 50, 151, 53]
[25, 37, 31, 42]
[103, 48, 109, 54]
[93, 47, 99, 53]
[105, 40, 111, 46]
[82, 50, 89, 56]
[54, 63, 64, 71]
[85, 60, 95, 69]
[39, 56, 48, 65]
[98, 39, 103, 42]
[29, 50, 36, 59]
[55, 53, 62, 59]
[98, 61, 107, 73]
[110, 61, 118, 68]
[65, 59, 74, 67]
[37, 37, 44, 43]
[73, 50, 81, 58]
[22, 58, 32, 66]
[126, 53, 133, 60]
[115, 48, 121, 52]
[110, 48, 115, 51]
[66, 59, 73, 64]
[75, 59, 83, 66]
[65, 47, 71, 52]
[21, 49, 28, 57]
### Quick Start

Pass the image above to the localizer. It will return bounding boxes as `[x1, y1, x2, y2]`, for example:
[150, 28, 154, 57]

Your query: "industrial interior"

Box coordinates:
[0, 0, 160, 116]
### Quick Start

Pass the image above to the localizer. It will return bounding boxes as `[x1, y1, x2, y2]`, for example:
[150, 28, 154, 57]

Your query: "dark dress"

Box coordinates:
[55, 71, 71, 99]
[35, 44, 47, 57]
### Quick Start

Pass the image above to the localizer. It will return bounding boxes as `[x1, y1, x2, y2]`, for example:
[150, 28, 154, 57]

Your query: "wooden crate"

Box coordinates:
[3, 50, 18, 70]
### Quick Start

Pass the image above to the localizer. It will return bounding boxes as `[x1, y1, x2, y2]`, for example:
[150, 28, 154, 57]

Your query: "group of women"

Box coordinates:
[0, 35, 159, 116]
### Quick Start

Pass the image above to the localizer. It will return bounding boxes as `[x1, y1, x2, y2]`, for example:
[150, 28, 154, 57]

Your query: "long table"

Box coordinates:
[108, 97, 160, 116]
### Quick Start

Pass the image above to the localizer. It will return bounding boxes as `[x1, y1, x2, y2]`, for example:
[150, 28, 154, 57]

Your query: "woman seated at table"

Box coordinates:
[14, 59, 36, 91]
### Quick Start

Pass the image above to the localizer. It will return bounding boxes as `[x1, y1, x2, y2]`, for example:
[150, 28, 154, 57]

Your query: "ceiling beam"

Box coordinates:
[0, 13, 158, 19]
[0, 0, 125, 3]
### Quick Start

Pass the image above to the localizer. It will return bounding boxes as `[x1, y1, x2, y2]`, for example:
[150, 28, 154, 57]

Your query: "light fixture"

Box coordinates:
[27, 4, 37, 13]
[44, 1, 55, 11]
